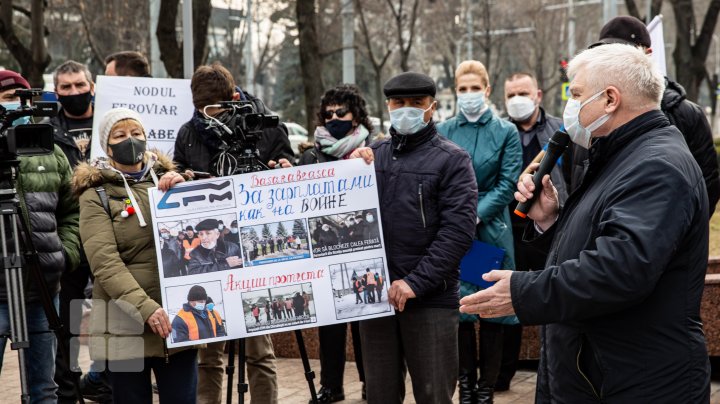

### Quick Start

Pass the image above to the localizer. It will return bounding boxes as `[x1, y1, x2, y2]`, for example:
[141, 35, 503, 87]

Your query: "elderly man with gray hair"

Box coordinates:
[460, 43, 710, 402]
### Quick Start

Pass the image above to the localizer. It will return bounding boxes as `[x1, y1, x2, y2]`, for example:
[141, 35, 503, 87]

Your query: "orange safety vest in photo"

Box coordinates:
[183, 237, 201, 260]
[176, 308, 220, 340]
[365, 271, 377, 286]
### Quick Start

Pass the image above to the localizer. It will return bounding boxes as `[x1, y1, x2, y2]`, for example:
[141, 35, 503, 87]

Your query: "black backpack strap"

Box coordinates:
[95, 186, 111, 217]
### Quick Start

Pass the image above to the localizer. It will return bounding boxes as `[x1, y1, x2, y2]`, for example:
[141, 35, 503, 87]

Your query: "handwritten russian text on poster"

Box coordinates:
[148, 159, 394, 348]
[90, 75, 194, 159]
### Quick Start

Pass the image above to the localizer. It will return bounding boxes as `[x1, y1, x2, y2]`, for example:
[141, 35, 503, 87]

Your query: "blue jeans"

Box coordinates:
[0, 295, 60, 404]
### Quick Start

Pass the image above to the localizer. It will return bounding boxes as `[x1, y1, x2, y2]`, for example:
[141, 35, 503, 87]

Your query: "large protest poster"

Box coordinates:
[90, 75, 194, 159]
[148, 159, 394, 348]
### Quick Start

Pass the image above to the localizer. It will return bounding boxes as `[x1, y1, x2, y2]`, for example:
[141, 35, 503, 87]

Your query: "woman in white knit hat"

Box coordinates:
[71, 108, 196, 403]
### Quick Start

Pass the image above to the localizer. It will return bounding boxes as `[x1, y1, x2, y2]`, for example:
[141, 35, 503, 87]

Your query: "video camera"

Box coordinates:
[0, 89, 58, 160]
[206, 100, 280, 176]
[1, 89, 59, 197]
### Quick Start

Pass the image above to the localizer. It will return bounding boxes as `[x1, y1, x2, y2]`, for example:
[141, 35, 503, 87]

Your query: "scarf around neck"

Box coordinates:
[314, 124, 370, 159]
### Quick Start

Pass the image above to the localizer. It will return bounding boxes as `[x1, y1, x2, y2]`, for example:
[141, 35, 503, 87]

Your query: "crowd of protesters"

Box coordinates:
[0, 14, 718, 404]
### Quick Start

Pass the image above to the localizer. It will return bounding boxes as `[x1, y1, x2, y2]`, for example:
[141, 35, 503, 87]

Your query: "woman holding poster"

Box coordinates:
[73, 108, 196, 404]
[436, 61, 523, 404]
[299, 84, 372, 402]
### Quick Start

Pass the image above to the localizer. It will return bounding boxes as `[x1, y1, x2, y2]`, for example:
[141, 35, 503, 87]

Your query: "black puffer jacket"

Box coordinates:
[513, 111, 709, 403]
[371, 122, 477, 309]
[2, 146, 81, 303]
[173, 92, 293, 173]
[662, 79, 719, 215]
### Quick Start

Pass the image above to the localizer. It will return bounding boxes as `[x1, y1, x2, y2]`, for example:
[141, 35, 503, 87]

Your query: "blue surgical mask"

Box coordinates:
[207, 303, 215, 311]
[389, 103, 434, 135]
[194, 303, 206, 311]
[457, 92, 486, 116]
[1, 102, 31, 126]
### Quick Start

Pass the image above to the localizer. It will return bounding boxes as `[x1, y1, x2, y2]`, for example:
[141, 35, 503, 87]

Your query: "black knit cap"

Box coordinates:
[187, 285, 207, 301]
[590, 16, 651, 49]
[195, 218, 219, 232]
[383, 72, 436, 98]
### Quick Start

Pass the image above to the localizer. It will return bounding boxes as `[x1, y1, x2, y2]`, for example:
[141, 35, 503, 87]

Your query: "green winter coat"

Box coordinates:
[437, 109, 522, 324]
[73, 152, 182, 360]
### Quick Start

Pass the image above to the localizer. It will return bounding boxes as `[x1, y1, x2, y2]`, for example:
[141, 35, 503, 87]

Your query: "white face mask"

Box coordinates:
[230, 227, 238, 234]
[389, 103, 434, 135]
[366, 215, 374, 223]
[562, 89, 610, 149]
[506, 96, 536, 122]
[218, 225, 225, 230]
[457, 92, 486, 116]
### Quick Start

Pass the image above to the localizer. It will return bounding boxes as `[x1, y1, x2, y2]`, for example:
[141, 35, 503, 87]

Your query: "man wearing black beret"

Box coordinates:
[350, 72, 478, 403]
[187, 218, 243, 274]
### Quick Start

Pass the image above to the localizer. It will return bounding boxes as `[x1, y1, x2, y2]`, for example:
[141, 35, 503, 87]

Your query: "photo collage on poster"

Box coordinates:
[156, 213, 242, 278]
[308, 209, 382, 257]
[241, 283, 317, 333]
[150, 159, 394, 344]
[329, 257, 391, 320]
[165, 280, 227, 344]
[239, 219, 312, 267]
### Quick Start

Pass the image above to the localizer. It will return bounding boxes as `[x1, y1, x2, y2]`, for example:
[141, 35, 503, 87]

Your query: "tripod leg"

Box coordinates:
[225, 340, 235, 404]
[11, 207, 85, 404]
[294, 330, 318, 404]
[238, 338, 248, 404]
[2, 209, 30, 404]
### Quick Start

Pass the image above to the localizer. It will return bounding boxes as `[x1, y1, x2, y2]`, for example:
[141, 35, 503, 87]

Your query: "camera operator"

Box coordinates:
[0, 70, 81, 402]
[170, 63, 292, 404]
[173, 63, 294, 176]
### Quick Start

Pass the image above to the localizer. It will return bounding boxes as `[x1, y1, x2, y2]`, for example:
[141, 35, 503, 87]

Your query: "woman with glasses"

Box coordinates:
[299, 84, 372, 402]
[436, 61, 522, 404]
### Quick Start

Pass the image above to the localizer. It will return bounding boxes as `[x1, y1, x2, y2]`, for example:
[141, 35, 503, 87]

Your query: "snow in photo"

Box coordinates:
[329, 257, 391, 320]
[241, 283, 317, 333]
[240, 219, 311, 267]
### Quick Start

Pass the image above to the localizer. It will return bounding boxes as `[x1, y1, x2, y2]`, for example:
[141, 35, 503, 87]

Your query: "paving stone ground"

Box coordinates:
[0, 343, 718, 403]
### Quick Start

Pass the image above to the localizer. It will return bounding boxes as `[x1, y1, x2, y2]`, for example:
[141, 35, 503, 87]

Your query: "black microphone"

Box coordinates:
[514, 128, 570, 218]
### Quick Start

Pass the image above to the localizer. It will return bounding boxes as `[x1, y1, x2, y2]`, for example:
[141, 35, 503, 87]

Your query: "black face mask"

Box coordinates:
[108, 137, 146, 166]
[58, 92, 93, 116]
[325, 120, 354, 139]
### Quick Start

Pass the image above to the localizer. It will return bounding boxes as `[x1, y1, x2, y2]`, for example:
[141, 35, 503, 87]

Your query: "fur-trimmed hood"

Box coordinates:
[72, 151, 176, 197]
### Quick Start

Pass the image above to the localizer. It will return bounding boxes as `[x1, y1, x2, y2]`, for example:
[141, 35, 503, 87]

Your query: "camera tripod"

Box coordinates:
[0, 163, 84, 404]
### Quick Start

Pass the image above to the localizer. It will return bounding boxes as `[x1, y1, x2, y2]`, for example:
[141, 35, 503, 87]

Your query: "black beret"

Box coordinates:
[590, 16, 651, 49]
[383, 72, 436, 98]
[195, 218, 219, 232]
[187, 285, 207, 301]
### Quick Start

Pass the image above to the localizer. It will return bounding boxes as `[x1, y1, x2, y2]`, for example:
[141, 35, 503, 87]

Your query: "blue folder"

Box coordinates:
[460, 240, 505, 288]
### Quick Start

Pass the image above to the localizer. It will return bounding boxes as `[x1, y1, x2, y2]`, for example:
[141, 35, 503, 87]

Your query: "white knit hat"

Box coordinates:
[99, 108, 143, 152]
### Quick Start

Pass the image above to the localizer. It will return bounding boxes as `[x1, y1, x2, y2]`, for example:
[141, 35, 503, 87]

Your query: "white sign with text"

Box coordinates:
[148, 159, 394, 348]
[90, 75, 194, 159]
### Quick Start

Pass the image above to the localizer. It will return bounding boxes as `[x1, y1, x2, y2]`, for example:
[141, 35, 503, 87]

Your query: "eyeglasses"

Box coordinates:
[322, 107, 350, 120]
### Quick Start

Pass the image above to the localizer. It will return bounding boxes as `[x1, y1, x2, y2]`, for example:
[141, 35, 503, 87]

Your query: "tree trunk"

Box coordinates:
[375, 70, 385, 133]
[296, 0, 324, 139]
[670, 0, 720, 102]
[157, 0, 183, 78]
[0, 0, 51, 87]
[156, 0, 212, 78]
[193, 0, 212, 67]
